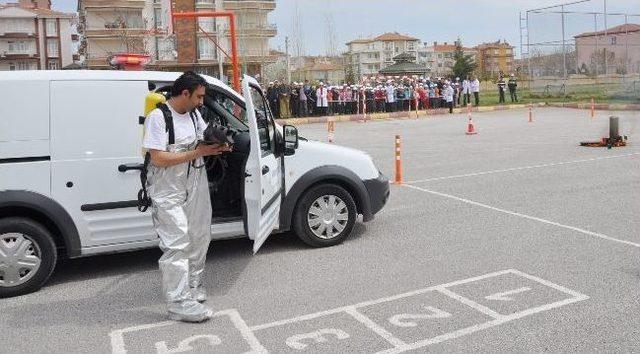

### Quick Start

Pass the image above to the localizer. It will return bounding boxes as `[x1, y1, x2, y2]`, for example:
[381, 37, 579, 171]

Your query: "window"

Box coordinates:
[47, 60, 59, 70]
[46, 19, 57, 36]
[11, 61, 30, 70]
[249, 85, 275, 154]
[47, 39, 59, 57]
[610, 36, 617, 45]
[8, 41, 28, 53]
[154, 8, 163, 29]
[198, 38, 215, 59]
[198, 17, 215, 32]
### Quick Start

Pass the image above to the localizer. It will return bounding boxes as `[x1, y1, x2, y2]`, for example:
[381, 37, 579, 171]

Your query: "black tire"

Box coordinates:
[0, 218, 57, 298]
[293, 183, 357, 248]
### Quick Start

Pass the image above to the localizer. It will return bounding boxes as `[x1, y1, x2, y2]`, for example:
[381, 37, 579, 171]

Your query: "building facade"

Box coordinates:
[418, 41, 475, 77]
[79, 0, 277, 77]
[574, 23, 640, 75]
[0, 0, 77, 71]
[474, 40, 514, 78]
[345, 32, 420, 81]
[292, 57, 344, 84]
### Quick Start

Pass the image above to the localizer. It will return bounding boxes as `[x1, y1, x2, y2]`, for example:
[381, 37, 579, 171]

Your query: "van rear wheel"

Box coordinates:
[293, 184, 357, 248]
[0, 218, 57, 298]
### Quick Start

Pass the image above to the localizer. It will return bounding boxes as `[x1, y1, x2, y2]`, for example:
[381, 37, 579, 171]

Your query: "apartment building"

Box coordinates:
[474, 39, 515, 78]
[0, 0, 77, 71]
[345, 32, 420, 80]
[574, 23, 640, 74]
[79, 0, 277, 77]
[418, 41, 476, 77]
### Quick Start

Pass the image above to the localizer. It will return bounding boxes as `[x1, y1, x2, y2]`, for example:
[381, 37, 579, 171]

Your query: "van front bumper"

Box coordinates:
[363, 171, 390, 221]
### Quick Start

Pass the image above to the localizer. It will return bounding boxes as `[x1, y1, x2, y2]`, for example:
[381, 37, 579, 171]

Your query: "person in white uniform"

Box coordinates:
[143, 71, 231, 322]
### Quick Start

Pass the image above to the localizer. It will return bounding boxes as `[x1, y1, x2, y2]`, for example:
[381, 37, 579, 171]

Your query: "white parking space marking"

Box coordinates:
[485, 287, 532, 301]
[387, 306, 452, 327]
[284, 328, 350, 350]
[404, 184, 640, 248]
[155, 334, 221, 353]
[110, 309, 266, 354]
[345, 307, 407, 347]
[436, 287, 505, 320]
[110, 269, 587, 353]
[406, 152, 640, 184]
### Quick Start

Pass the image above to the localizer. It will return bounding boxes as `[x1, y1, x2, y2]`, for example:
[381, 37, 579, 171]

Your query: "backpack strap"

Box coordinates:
[156, 103, 175, 145]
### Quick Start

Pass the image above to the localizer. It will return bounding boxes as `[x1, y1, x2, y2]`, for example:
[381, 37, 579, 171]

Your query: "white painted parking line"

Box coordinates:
[249, 269, 514, 332]
[110, 269, 587, 353]
[404, 184, 640, 249]
[406, 152, 640, 184]
[344, 307, 407, 348]
[109, 309, 266, 354]
[485, 287, 531, 301]
[436, 287, 504, 320]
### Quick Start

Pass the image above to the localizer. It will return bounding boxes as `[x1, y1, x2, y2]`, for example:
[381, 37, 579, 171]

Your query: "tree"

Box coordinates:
[452, 39, 476, 79]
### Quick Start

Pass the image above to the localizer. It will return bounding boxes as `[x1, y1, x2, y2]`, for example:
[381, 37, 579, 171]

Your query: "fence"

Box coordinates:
[521, 1, 640, 101]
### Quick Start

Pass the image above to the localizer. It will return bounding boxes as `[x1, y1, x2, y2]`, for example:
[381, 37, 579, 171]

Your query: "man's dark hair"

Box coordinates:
[171, 71, 207, 97]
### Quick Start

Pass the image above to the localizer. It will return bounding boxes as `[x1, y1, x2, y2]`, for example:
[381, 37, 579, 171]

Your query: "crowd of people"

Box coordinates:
[265, 76, 471, 119]
[264, 74, 518, 119]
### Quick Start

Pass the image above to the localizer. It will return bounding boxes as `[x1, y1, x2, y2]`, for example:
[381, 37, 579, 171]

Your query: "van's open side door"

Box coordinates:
[241, 75, 283, 253]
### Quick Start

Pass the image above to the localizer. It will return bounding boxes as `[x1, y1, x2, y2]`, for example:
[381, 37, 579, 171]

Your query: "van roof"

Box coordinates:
[0, 70, 185, 82]
[0, 70, 243, 100]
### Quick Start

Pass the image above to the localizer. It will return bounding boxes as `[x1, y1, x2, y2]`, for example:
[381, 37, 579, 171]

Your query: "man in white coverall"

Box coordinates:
[143, 71, 231, 322]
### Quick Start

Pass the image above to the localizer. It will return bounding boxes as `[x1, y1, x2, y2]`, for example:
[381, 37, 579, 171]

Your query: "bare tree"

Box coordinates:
[290, 2, 305, 67]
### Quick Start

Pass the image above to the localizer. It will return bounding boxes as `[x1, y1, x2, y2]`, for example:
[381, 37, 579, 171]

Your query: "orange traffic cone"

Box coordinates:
[466, 117, 477, 135]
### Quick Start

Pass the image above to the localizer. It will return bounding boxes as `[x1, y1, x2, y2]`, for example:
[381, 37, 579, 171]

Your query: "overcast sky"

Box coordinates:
[25, 0, 640, 57]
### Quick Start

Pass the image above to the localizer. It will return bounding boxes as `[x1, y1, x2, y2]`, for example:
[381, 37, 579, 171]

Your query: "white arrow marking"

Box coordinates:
[388, 306, 452, 327]
[485, 287, 531, 301]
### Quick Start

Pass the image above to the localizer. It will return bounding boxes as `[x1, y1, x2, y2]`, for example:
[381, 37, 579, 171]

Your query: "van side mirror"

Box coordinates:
[283, 125, 298, 155]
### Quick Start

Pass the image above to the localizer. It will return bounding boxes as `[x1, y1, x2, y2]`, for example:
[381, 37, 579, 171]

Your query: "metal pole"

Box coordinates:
[526, 11, 532, 85]
[561, 5, 567, 79]
[215, 0, 224, 82]
[603, 0, 607, 75]
[228, 13, 240, 92]
[519, 12, 523, 64]
[594, 13, 598, 79]
[624, 14, 629, 78]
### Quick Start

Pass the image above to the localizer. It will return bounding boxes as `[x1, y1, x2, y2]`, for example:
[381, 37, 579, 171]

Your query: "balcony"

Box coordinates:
[83, 0, 145, 9]
[85, 17, 147, 38]
[0, 32, 37, 38]
[223, 0, 276, 11]
[0, 52, 38, 60]
[220, 24, 276, 37]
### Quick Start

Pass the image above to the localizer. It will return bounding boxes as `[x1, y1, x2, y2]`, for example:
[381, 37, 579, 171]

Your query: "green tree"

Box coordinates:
[452, 39, 476, 79]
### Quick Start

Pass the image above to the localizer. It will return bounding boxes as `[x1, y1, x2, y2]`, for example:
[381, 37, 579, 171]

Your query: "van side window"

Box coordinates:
[249, 86, 275, 155]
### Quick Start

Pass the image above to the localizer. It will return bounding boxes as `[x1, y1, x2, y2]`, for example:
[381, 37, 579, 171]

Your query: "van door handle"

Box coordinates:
[261, 166, 270, 175]
[118, 163, 144, 172]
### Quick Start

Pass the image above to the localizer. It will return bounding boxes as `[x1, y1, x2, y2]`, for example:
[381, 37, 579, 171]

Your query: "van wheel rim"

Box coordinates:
[0, 233, 42, 287]
[307, 195, 349, 239]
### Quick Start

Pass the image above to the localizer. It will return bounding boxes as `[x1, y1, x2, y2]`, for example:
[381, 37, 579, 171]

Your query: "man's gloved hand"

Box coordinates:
[196, 143, 232, 158]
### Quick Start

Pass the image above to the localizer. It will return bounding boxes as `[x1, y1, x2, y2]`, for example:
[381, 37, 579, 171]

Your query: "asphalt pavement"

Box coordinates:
[1, 107, 639, 353]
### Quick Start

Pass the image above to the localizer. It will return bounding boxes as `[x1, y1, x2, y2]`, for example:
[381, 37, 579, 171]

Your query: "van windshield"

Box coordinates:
[203, 87, 248, 131]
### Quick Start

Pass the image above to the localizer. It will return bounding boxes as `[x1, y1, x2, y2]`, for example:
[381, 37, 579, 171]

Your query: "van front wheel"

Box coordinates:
[0, 218, 57, 298]
[293, 184, 357, 247]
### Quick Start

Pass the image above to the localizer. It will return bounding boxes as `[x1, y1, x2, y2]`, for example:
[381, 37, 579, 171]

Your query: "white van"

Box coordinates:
[0, 71, 389, 297]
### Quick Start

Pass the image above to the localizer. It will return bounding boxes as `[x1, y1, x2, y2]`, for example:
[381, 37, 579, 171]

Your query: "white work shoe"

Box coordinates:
[192, 287, 207, 303]
[167, 300, 213, 323]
